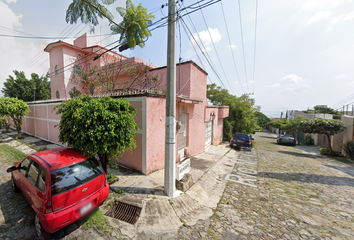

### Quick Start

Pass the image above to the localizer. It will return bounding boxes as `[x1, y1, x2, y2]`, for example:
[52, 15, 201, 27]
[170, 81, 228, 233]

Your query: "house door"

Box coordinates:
[178, 106, 188, 159]
[205, 120, 213, 149]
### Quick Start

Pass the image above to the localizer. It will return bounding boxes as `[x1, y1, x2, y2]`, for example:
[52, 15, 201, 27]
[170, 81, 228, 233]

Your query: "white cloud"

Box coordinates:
[280, 74, 303, 85]
[264, 74, 309, 93]
[307, 11, 330, 24]
[191, 27, 222, 51]
[335, 74, 346, 79]
[301, 0, 340, 11]
[0, 2, 47, 90]
[228, 44, 237, 49]
[0, 1, 22, 28]
[325, 11, 354, 31]
[5, 0, 17, 3]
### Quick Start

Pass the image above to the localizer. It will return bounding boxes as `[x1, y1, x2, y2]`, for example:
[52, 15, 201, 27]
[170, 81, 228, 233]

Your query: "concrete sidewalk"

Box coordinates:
[1, 128, 240, 239]
[107, 144, 239, 239]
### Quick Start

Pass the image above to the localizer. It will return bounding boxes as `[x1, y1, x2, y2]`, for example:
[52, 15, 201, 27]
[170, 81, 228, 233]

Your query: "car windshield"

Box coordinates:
[282, 136, 294, 139]
[235, 134, 249, 139]
[51, 158, 104, 196]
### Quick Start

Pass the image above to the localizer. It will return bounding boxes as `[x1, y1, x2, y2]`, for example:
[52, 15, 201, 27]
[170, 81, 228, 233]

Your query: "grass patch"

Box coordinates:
[179, 218, 188, 227]
[211, 212, 219, 220]
[0, 144, 26, 164]
[83, 208, 110, 232]
[207, 230, 218, 239]
[252, 140, 257, 149]
[15, 139, 38, 151]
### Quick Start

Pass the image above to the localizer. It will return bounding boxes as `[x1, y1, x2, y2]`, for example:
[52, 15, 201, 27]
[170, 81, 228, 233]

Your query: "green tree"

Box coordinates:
[30, 72, 51, 101]
[0, 98, 30, 138]
[283, 116, 306, 143]
[66, 0, 154, 49]
[207, 83, 258, 139]
[2, 70, 51, 101]
[254, 111, 270, 128]
[54, 95, 138, 173]
[68, 87, 82, 99]
[300, 119, 345, 154]
[268, 119, 289, 136]
[304, 105, 342, 119]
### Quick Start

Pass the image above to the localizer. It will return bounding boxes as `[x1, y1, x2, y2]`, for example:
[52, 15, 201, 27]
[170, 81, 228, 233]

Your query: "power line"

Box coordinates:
[180, 17, 226, 88]
[331, 92, 354, 109]
[41, 0, 220, 81]
[181, 2, 214, 74]
[219, 1, 245, 95]
[252, 0, 259, 94]
[0, 32, 111, 39]
[197, 2, 234, 94]
[179, 15, 213, 85]
[237, 0, 249, 93]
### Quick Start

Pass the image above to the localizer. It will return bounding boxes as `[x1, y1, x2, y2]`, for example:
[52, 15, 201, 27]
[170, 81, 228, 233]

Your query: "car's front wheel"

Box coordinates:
[11, 175, 20, 192]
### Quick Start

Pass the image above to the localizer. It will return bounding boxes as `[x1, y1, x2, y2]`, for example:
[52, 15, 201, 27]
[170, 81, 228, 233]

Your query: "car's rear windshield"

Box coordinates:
[235, 134, 250, 138]
[51, 158, 104, 196]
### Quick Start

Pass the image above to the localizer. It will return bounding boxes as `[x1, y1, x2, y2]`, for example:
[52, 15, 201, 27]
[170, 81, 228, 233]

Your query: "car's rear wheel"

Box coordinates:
[11, 175, 20, 192]
[35, 214, 43, 237]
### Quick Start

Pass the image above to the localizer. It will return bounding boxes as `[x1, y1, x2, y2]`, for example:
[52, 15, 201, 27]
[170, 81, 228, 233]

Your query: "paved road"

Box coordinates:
[178, 131, 354, 240]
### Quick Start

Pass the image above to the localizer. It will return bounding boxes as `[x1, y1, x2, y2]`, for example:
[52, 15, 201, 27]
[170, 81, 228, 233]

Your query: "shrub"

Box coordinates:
[342, 140, 354, 160]
[0, 116, 8, 129]
[303, 135, 314, 145]
[320, 148, 329, 155]
[320, 147, 342, 157]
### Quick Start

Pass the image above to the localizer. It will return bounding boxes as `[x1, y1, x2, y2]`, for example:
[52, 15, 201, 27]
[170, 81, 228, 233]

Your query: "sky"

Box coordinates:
[1, 0, 354, 118]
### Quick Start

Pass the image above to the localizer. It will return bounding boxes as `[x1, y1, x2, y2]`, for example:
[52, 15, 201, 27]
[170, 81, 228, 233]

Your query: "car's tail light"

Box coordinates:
[291, 138, 294, 140]
[43, 198, 52, 214]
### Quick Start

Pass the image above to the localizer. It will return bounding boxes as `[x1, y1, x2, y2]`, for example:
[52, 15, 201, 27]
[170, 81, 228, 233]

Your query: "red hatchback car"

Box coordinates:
[7, 147, 109, 237]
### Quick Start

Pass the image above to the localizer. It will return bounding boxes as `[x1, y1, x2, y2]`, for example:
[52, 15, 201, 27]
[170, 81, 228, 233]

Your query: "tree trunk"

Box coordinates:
[326, 134, 333, 154]
[98, 153, 110, 174]
[17, 127, 22, 138]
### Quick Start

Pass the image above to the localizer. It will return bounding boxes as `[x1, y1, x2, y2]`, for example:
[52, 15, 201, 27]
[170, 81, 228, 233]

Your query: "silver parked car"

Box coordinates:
[277, 135, 296, 146]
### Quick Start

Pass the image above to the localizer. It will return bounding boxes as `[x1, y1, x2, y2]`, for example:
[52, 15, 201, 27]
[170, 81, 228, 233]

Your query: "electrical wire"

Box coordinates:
[252, 0, 259, 94]
[180, 17, 226, 88]
[181, 2, 214, 78]
[197, 1, 234, 94]
[237, 0, 249, 93]
[24, 0, 221, 81]
[219, 1, 245, 94]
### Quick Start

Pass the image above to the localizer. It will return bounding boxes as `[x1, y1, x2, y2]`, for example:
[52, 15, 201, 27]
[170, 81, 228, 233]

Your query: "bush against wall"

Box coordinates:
[0, 98, 30, 138]
[342, 140, 354, 160]
[54, 95, 138, 173]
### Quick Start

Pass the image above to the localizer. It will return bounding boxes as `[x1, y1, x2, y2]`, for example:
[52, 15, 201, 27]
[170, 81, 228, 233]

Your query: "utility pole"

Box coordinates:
[164, 0, 177, 197]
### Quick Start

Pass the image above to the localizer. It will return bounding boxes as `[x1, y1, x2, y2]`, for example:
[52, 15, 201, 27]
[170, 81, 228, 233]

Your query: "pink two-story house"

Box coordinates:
[21, 33, 229, 175]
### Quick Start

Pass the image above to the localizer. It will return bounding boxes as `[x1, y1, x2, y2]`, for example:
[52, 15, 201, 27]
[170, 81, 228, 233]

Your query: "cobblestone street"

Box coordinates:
[178, 131, 354, 240]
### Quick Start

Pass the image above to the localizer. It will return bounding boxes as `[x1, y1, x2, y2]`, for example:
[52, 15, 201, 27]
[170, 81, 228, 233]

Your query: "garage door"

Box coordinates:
[205, 120, 213, 149]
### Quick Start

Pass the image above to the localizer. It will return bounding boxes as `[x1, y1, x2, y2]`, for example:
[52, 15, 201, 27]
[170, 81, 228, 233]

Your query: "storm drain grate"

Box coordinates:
[105, 201, 142, 224]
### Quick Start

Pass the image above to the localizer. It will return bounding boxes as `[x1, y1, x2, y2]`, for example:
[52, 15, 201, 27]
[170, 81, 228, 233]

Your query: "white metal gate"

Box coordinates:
[178, 106, 188, 159]
[205, 120, 213, 148]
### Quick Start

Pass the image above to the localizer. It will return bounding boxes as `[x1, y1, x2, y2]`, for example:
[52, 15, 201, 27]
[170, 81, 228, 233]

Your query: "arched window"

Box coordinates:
[55, 65, 59, 75]
[56, 91, 60, 99]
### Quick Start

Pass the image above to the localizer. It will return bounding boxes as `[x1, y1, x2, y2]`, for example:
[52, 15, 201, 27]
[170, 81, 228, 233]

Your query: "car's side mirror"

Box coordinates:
[7, 166, 18, 173]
